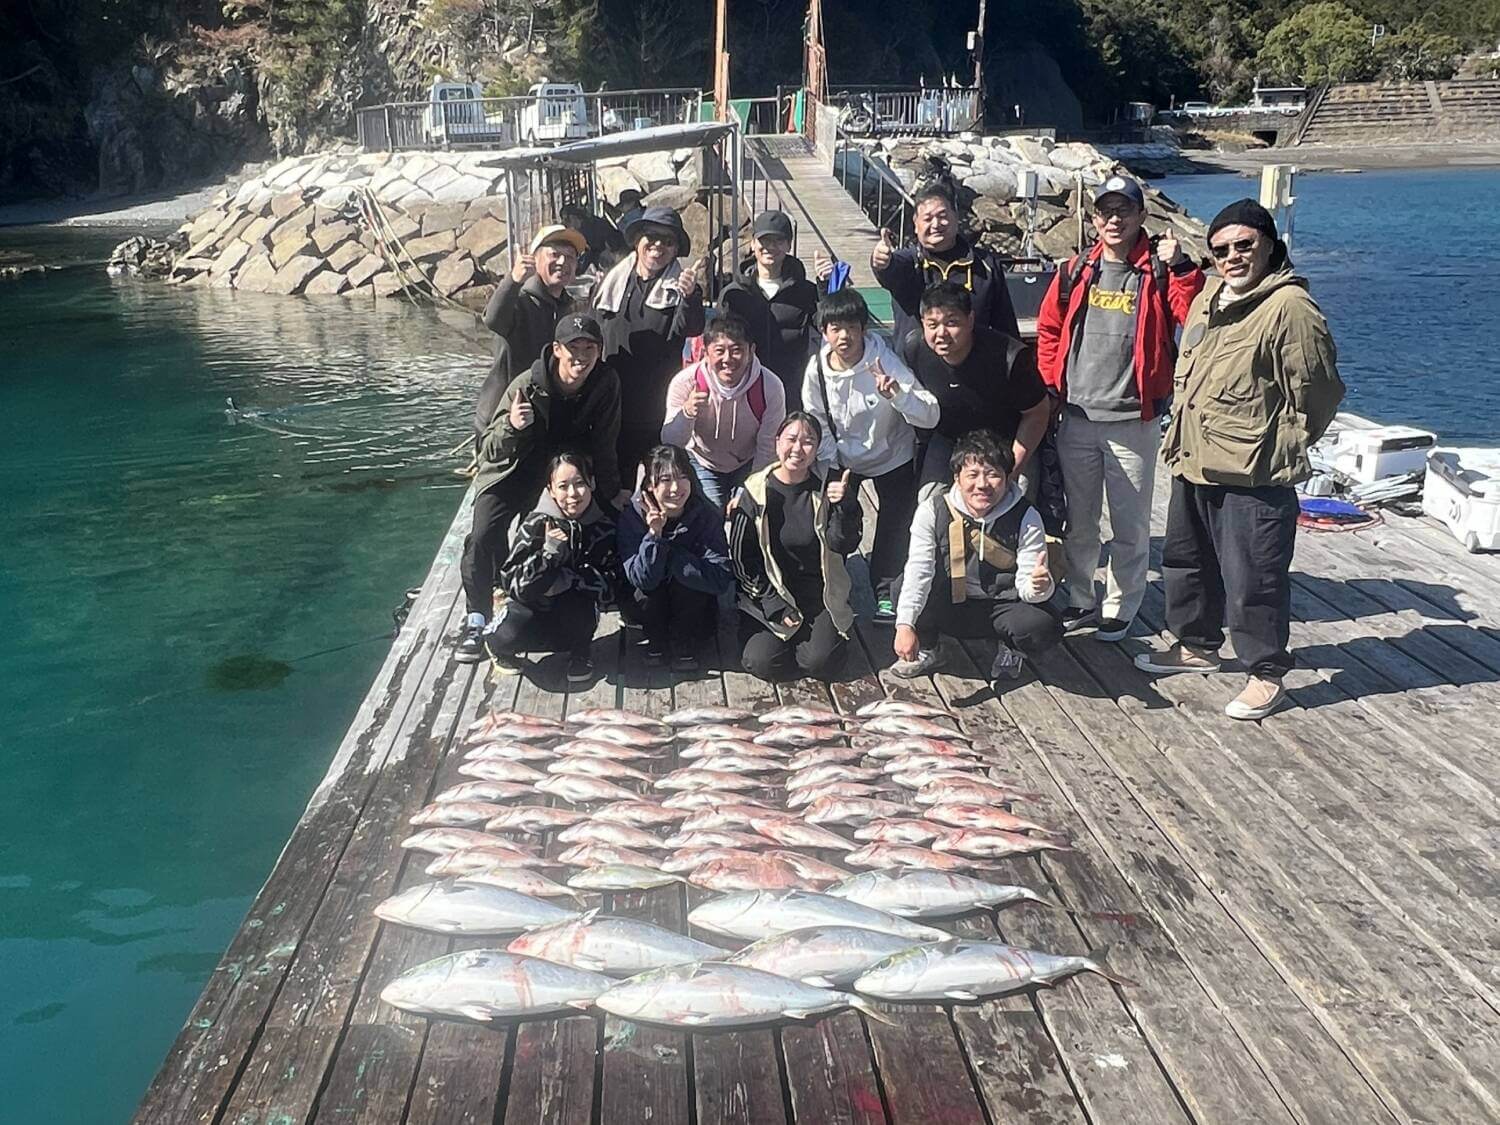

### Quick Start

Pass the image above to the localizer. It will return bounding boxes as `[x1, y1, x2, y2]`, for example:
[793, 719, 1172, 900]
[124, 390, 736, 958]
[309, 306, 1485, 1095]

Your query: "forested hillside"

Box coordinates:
[3, 0, 1498, 201]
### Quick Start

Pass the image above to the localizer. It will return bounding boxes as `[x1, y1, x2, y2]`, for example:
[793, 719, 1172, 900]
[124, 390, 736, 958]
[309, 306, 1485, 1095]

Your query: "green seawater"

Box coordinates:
[0, 226, 479, 1124]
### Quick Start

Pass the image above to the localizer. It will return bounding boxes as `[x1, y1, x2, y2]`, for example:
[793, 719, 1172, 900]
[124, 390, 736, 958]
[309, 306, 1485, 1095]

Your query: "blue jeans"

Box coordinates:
[690, 455, 752, 511]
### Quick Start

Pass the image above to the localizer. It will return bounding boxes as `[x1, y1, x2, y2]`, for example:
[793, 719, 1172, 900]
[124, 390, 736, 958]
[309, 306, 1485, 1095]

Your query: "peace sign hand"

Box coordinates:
[872, 357, 898, 399]
[826, 469, 853, 505]
[643, 492, 668, 538]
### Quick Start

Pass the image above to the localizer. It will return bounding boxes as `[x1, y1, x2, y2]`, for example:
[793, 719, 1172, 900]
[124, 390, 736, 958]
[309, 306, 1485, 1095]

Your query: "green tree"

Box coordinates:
[1257, 2, 1378, 84]
[1378, 20, 1461, 80]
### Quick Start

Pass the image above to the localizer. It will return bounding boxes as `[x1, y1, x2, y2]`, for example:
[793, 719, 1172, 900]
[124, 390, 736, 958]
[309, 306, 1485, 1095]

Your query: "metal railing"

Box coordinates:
[356, 88, 703, 152]
[825, 85, 982, 137]
[832, 130, 917, 246]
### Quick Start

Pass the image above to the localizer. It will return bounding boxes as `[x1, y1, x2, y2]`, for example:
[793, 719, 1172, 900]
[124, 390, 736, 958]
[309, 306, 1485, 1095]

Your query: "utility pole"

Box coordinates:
[714, 0, 730, 122]
[971, 0, 987, 130]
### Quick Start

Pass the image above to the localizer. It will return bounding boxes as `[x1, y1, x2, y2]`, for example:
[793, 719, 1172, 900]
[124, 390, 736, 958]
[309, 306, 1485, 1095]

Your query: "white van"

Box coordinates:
[519, 82, 592, 144]
[422, 81, 515, 148]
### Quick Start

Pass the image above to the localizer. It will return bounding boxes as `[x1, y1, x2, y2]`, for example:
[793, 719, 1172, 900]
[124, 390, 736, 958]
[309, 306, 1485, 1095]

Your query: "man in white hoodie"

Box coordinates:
[803, 287, 939, 624]
[893, 428, 1061, 689]
[661, 313, 787, 509]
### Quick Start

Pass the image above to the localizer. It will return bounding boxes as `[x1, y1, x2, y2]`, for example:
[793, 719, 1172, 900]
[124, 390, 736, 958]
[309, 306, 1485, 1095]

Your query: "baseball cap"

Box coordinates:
[530, 224, 588, 255]
[554, 312, 603, 346]
[1093, 175, 1145, 210]
[751, 210, 794, 241]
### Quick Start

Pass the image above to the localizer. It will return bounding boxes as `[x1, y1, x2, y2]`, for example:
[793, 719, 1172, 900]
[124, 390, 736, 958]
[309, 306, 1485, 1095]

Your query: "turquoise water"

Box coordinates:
[0, 227, 478, 1124]
[1159, 166, 1500, 444]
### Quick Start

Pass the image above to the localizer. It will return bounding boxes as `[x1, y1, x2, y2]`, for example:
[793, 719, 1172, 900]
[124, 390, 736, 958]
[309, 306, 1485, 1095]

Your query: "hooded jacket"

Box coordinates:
[1035, 234, 1205, 420]
[728, 464, 863, 640]
[896, 482, 1052, 628]
[660, 357, 788, 473]
[874, 233, 1020, 347]
[1162, 268, 1344, 487]
[617, 491, 734, 596]
[716, 255, 822, 403]
[476, 348, 622, 501]
[474, 274, 575, 435]
[803, 331, 940, 477]
[591, 252, 706, 440]
[500, 491, 620, 609]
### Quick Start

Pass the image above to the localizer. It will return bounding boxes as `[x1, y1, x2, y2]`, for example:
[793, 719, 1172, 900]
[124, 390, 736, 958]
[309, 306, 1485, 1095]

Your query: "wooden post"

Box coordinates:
[1258, 164, 1298, 254]
[714, 0, 730, 123]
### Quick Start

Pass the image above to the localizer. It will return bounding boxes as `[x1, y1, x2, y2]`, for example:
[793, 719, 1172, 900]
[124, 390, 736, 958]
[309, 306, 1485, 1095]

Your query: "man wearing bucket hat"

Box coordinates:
[1135, 199, 1344, 721]
[592, 205, 705, 481]
[474, 224, 587, 438]
[457, 311, 624, 663]
[1035, 174, 1204, 644]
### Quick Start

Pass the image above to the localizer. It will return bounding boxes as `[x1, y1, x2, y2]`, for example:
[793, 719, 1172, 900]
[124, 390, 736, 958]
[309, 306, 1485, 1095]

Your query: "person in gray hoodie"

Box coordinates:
[893, 428, 1061, 690]
[802, 287, 938, 622]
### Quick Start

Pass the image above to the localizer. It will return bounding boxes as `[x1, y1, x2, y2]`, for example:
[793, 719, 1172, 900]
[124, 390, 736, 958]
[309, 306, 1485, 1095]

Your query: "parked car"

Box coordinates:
[520, 83, 592, 144]
[422, 81, 515, 149]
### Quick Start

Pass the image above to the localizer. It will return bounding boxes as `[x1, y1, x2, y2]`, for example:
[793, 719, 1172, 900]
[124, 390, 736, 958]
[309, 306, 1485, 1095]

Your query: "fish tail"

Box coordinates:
[848, 996, 898, 1026]
[1084, 945, 1139, 988]
[1018, 888, 1068, 911]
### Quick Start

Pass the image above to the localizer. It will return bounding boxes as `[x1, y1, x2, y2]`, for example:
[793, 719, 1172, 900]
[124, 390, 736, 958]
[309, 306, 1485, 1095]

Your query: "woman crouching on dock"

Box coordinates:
[485, 451, 620, 683]
[729, 412, 863, 682]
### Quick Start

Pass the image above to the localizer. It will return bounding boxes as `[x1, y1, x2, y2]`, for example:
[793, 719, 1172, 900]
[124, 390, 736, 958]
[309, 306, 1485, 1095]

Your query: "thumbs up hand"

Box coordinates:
[510, 251, 536, 284]
[677, 258, 703, 298]
[872, 357, 898, 399]
[1157, 228, 1183, 266]
[826, 469, 852, 505]
[683, 388, 710, 419]
[871, 228, 896, 271]
[1029, 548, 1051, 593]
[814, 249, 835, 283]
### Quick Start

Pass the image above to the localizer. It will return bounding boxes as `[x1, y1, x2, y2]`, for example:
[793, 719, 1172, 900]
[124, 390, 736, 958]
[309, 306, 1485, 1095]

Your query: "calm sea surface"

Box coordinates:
[2, 165, 1499, 1123]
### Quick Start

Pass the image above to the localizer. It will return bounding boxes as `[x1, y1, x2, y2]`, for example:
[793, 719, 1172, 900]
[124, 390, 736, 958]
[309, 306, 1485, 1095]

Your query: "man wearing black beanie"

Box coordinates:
[1134, 198, 1345, 721]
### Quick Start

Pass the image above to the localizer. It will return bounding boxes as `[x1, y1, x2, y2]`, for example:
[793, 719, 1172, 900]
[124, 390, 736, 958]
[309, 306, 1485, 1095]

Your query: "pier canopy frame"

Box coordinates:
[484, 121, 744, 299]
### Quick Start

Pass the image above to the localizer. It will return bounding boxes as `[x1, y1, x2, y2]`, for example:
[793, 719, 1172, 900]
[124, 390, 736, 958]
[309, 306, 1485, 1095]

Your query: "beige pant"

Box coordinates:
[1057, 412, 1160, 622]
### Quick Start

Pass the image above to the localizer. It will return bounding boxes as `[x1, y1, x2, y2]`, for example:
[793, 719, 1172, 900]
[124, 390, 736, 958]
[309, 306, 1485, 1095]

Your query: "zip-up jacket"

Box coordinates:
[660, 357, 787, 473]
[896, 483, 1052, 627]
[500, 493, 620, 609]
[728, 465, 863, 640]
[803, 331, 939, 477]
[716, 255, 823, 398]
[617, 492, 734, 596]
[874, 233, 1020, 347]
[1035, 234, 1204, 420]
[476, 350, 622, 500]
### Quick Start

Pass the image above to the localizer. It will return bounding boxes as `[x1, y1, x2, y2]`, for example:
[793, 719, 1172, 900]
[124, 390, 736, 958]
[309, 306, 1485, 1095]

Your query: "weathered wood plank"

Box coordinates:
[309, 1023, 426, 1124]
[405, 1019, 509, 1125]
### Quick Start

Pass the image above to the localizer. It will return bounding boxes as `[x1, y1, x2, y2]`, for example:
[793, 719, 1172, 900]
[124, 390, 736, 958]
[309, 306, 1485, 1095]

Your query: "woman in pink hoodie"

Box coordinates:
[660, 314, 788, 509]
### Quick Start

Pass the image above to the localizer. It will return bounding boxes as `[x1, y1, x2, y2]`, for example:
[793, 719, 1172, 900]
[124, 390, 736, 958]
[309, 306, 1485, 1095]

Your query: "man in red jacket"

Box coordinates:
[1035, 175, 1204, 641]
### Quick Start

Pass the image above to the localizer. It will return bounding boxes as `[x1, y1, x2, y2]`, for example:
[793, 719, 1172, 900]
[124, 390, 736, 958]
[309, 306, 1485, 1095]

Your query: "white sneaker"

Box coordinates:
[1224, 676, 1288, 721]
[1134, 643, 1222, 674]
[892, 649, 943, 678]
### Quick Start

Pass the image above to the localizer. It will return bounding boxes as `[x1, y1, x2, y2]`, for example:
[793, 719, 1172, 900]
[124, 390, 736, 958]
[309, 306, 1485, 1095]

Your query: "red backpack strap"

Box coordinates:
[693, 365, 709, 395]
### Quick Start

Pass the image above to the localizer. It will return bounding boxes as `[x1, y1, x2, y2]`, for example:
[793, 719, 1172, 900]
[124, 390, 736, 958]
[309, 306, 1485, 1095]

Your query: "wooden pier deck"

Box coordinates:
[132, 474, 1500, 1125]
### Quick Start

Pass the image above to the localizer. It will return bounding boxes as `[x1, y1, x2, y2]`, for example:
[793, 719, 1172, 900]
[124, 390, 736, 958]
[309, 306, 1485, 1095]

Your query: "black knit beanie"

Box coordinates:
[1207, 199, 1278, 241]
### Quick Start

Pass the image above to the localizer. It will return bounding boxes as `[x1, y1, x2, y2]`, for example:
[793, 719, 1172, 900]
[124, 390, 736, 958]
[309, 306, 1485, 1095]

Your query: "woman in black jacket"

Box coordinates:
[728, 412, 863, 681]
[484, 451, 620, 684]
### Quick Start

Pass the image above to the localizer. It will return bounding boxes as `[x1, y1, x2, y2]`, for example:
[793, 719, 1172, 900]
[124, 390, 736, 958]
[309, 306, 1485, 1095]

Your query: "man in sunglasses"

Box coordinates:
[1136, 199, 1344, 721]
[1036, 174, 1204, 644]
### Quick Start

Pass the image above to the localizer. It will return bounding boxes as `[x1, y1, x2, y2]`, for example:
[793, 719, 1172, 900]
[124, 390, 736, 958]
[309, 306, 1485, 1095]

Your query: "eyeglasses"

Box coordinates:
[640, 231, 676, 247]
[1095, 205, 1137, 220]
[1210, 237, 1258, 259]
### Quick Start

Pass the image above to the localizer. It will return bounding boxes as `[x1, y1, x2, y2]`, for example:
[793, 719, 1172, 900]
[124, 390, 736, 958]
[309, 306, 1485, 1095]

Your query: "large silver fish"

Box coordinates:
[854, 940, 1133, 1001]
[663, 705, 755, 727]
[380, 949, 608, 1022]
[687, 889, 948, 942]
[855, 700, 955, 720]
[567, 864, 684, 891]
[727, 925, 932, 987]
[507, 910, 721, 976]
[860, 716, 971, 741]
[374, 880, 577, 934]
[758, 705, 844, 726]
[828, 870, 1054, 918]
[596, 961, 881, 1029]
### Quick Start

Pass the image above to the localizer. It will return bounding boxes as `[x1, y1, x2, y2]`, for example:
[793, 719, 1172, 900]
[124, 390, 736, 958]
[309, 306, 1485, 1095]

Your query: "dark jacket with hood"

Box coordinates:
[500, 492, 620, 609]
[476, 349, 622, 501]
[716, 255, 823, 405]
[874, 233, 1020, 347]
[616, 492, 734, 596]
[474, 274, 575, 435]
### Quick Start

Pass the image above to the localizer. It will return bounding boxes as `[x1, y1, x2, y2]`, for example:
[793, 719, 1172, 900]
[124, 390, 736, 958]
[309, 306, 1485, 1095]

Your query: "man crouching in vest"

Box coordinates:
[891, 428, 1062, 689]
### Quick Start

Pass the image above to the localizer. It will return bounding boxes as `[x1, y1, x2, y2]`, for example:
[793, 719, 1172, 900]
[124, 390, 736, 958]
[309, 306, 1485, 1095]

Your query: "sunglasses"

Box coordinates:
[1210, 237, 1258, 259]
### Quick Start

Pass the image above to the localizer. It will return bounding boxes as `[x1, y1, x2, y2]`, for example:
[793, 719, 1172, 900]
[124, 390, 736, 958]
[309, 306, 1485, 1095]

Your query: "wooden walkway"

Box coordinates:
[132, 473, 1500, 1124]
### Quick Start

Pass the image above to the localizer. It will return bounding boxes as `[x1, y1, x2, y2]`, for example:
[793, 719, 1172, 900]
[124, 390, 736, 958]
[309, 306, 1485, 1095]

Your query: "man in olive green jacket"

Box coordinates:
[1136, 199, 1344, 721]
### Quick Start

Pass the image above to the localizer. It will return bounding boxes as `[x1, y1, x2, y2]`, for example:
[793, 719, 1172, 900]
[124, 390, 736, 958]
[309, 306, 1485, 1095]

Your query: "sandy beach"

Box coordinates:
[0, 182, 229, 229]
[1188, 140, 1500, 175]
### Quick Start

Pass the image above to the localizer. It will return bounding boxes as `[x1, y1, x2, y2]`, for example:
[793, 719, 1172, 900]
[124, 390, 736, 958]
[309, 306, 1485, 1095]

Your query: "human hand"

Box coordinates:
[814, 250, 834, 282]
[643, 492, 668, 537]
[508, 391, 534, 430]
[545, 524, 569, 545]
[894, 624, 920, 662]
[872, 357, 898, 399]
[683, 388, 710, 419]
[511, 252, 535, 284]
[871, 228, 896, 271]
[676, 258, 702, 298]
[1157, 229, 1183, 266]
[780, 609, 802, 630]
[826, 469, 852, 505]
[1031, 549, 1050, 589]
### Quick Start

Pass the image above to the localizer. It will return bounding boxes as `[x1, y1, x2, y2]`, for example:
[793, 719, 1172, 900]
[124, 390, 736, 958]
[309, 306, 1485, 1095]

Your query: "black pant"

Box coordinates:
[913, 593, 1062, 655]
[740, 610, 847, 681]
[484, 591, 598, 660]
[461, 476, 544, 616]
[857, 461, 918, 602]
[625, 582, 717, 651]
[915, 431, 953, 491]
[1161, 477, 1297, 678]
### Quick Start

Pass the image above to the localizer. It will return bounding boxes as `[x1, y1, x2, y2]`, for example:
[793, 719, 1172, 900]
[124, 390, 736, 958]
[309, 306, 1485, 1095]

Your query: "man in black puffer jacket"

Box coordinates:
[716, 210, 831, 411]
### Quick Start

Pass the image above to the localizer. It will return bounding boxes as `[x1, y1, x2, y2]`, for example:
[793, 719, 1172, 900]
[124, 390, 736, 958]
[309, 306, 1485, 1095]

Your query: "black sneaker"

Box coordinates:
[566, 655, 594, 684]
[455, 618, 487, 664]
[671, 651, 700, 673]
[1095, 617, 1133, 642]
[990, 642, 1025, 684]
[1061, 607, 1095, 634]
[643, 643, 667, 667]
[872, 597, 897, 626]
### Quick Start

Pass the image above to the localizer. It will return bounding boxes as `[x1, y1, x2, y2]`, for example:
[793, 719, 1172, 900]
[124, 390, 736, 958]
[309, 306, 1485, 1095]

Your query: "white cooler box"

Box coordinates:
[1323, 418, 1437, 484]
[1423, 448, 1500, 552]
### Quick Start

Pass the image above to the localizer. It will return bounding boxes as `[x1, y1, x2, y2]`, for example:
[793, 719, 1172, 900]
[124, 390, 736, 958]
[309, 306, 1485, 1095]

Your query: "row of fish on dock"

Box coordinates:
[376, 701, 1132, 1029]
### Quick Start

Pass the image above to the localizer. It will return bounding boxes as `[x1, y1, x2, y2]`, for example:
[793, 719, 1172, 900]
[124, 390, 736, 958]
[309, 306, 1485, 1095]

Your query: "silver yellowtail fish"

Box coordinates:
[687, 889, 948, 943]
[854, 939, 1134, 1001]
[374, 880, 578, 935]
[380, 949, 608, 1023]
[727, 925, 932, 987]
[828, 870, 1055, 918]
[663, 705, 755, 726]
[596, 961, 883, 1029]
[507, 910, 721, 976]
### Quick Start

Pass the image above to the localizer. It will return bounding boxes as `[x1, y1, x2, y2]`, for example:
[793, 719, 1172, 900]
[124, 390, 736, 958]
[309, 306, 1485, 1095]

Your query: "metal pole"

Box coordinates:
[974, 0, 987, 128]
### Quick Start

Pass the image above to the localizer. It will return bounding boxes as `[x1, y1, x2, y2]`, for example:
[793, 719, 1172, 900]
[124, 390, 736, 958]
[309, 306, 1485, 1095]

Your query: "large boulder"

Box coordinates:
[404, 231, 456, 261]
[598, 165, 646, 207]
[457, 216, 508, 261]
[433, 252, 477, 297]
[642, 184, 697, 212]
[626, 149, 679, 190]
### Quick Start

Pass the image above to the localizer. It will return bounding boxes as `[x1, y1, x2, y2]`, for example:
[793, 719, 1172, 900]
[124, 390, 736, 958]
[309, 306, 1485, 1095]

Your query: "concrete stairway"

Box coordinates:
[1297, 79, 1500, 145]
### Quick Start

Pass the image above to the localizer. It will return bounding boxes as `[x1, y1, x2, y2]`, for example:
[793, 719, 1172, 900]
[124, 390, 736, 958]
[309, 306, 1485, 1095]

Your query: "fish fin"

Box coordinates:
[563, 998, 597, 1011]
[944, 989, 980, 1002]
[783, 1008, 814, 1021]
[457, 1003, 497, 1022]
[801, 976, 836, 990]
[848, 997, 897, 1026]
[576, 956, 608, 973]
[1018, 890, 1068, 911]
[1084, 945, 1139, 988]
[679, 1013, 709, 1026]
